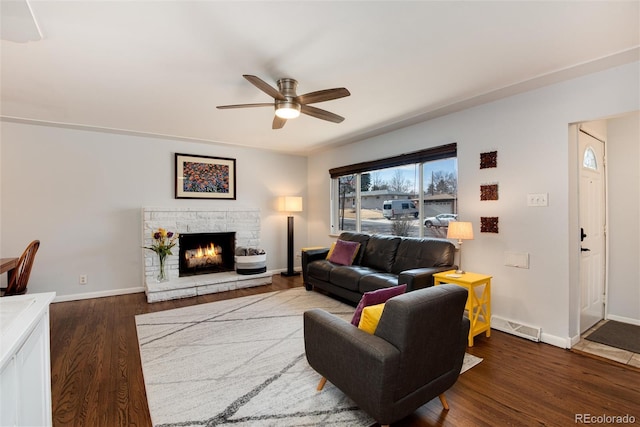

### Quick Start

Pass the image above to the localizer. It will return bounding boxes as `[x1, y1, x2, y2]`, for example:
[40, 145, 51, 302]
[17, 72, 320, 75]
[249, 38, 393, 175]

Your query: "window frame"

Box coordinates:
[330, 144, 457, 236]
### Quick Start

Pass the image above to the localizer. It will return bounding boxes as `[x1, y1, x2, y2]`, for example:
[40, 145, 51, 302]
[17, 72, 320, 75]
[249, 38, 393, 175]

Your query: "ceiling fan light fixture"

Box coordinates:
[217, 75, 350, 128]
[275, 100, 301, 119]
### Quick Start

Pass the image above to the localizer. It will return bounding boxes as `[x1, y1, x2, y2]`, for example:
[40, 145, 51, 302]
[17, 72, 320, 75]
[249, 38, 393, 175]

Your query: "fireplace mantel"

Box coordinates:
[142, 207, 272, 302]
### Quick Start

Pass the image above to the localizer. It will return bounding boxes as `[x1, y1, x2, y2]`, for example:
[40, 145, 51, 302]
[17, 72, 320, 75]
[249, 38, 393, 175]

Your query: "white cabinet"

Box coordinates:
[0, 293, 55, 427]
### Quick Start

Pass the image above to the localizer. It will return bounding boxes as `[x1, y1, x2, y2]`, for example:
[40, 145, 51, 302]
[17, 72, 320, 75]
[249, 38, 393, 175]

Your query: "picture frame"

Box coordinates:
[175, 153, 236, 200]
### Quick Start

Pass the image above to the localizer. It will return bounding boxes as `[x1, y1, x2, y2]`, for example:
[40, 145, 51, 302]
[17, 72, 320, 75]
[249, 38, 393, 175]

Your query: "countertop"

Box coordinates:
[0, 292, 56, 369]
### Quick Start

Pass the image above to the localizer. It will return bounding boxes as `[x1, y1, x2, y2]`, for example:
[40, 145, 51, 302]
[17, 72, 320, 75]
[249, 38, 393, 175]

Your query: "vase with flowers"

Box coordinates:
[144, 228, 179, 282]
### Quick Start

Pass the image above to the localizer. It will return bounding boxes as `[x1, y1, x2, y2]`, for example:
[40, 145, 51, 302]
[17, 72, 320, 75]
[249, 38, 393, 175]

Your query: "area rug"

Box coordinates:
[585, 320, 640, 353]
[136, 287, 482, 427]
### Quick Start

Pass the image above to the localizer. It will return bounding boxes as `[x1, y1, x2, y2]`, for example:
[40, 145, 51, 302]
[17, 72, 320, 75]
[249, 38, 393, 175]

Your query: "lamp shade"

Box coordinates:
[447, 221, 474, 240]
[280, 196, 303, 212]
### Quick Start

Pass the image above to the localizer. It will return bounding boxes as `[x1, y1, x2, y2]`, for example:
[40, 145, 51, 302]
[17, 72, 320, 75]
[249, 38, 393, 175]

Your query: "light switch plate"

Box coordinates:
[527, 193, 548, 207]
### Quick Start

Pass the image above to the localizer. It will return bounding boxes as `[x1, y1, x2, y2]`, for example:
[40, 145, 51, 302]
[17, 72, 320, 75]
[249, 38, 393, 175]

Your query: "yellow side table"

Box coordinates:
[433, 270, 492, 347]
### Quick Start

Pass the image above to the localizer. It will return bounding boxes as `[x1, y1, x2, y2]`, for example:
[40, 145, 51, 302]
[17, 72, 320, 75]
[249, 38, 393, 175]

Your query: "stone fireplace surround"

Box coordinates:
[142, 207, 272, 302]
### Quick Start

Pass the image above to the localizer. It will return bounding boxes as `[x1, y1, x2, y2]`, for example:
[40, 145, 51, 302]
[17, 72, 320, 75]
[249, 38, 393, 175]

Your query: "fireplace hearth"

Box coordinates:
[179, 232, 235, 277]
[143, 207, 272, 302]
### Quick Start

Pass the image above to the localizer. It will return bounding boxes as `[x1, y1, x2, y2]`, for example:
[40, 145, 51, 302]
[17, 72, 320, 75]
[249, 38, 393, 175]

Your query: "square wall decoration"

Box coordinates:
[481, 217, 499, 233]
[480, 151, 498, 169]
[480, 184, 499, 201]
[175, 153, 236, 199]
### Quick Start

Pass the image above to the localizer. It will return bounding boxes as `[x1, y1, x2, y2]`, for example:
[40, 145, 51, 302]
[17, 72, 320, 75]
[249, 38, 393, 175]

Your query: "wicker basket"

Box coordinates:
[235, 253, 267, 275]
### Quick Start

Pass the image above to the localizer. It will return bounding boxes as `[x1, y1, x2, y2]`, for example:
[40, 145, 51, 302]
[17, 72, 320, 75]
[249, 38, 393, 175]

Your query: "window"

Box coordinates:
[336, 174, 357, 231]
[583, 147, 597, 170]
[330, 144, 457, 237]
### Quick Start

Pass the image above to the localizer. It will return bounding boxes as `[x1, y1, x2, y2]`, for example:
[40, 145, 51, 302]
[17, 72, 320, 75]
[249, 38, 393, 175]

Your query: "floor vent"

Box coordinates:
[491, 316, 541, 342]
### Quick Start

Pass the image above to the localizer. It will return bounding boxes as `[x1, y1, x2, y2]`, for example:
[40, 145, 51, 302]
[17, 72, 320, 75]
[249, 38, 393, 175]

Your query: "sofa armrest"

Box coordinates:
[301, 248, 330, 289]
[398, 266, 455, 291]
[304, 309, 400, 409]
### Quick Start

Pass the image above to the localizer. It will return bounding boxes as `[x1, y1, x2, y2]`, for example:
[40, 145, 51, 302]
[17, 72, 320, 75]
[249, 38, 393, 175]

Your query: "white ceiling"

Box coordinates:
[1, 1, 639, 155]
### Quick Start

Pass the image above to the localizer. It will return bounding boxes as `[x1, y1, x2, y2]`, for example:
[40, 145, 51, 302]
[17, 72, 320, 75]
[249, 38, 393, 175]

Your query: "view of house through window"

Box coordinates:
[332, 150, 458, 237]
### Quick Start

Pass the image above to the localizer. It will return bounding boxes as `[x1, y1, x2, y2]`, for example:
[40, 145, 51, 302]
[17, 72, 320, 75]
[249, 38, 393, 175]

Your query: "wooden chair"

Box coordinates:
[1, 240, 40, 296]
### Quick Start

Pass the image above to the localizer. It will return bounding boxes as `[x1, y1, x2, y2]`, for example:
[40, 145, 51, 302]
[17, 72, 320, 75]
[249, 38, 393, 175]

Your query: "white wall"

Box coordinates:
[0, 123, 307, 300]
[607, 112, 640, 323]
[307, 61, 640, 347]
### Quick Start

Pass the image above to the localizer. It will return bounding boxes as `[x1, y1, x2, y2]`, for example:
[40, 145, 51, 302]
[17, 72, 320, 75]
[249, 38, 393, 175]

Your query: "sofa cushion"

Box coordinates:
[391, 238, 455, 274]
[338, 232, 370, 265]
[307, 259, 336, 283]
[351, 283, 407, 326]
[359, 273, 400, 294]
[329, 265, 378, 292]
[327, 239, 361, 266]
[362, 235, 402, 272]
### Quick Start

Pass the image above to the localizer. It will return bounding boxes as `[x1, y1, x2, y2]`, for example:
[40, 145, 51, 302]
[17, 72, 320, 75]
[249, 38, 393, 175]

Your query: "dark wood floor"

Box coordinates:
[50, 276, 640, 426]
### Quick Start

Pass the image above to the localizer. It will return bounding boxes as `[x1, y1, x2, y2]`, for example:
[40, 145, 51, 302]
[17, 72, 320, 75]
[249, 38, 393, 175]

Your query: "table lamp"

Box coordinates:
[447, 221, 474, 274]
[280, 196, 303, 277]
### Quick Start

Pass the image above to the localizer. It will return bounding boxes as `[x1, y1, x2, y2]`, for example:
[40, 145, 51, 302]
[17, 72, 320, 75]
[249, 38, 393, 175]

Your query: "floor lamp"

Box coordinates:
[280, 196, 303, 277]
[447, 221, 474, 274]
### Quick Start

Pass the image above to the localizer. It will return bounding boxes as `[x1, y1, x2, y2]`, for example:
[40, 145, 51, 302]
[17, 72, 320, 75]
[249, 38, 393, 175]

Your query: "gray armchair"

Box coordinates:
[304, 284, 469, 427]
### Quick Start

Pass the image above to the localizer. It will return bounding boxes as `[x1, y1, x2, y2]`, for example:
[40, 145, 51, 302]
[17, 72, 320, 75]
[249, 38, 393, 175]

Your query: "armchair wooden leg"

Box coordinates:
[317, 376, 327, 391]
[439, 393, 449, 410]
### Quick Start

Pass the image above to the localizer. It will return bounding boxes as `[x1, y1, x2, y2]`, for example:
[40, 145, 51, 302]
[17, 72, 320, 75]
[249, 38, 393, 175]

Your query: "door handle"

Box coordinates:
[581, 247, 591, 252]
[581, 227, 587, 242]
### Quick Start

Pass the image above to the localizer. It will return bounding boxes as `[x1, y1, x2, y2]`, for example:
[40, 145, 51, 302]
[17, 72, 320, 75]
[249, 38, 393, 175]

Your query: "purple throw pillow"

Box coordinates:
[328, 239, 361, 266]
[351, 284, 407, 326]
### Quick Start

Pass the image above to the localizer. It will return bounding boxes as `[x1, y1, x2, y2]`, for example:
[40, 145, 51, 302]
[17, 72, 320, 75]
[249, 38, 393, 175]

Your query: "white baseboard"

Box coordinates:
[540, 332, 571, 349]
[606, 314, 640, 326]
[569, 334, 582, 347]
[53, 286, 145, 303]
[51, 270, 292, 303]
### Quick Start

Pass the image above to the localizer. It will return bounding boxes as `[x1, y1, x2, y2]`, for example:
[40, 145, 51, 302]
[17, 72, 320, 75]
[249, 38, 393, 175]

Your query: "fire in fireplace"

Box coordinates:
[179, 232, 235, 277]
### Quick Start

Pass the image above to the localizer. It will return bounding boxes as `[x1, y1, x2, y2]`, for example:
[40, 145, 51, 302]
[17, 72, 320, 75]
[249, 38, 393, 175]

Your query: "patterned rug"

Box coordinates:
[136, 287, 482, 427]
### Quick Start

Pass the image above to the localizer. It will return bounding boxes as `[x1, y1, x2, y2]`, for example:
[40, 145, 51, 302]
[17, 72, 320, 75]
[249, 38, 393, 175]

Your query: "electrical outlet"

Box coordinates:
[79, 274, 88, 285]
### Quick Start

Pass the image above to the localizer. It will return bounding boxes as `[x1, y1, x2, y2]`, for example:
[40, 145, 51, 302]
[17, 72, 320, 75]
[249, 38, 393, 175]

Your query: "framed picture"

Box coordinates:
[175, 153, 236, 199]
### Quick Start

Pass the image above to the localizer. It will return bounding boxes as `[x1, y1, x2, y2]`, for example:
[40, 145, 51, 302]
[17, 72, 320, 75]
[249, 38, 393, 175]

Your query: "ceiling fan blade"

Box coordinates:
[296, 88, 350, 105]
[272, 116, 286, 129]
[216, 103, 273, 109]
[300, 104, 345, 123]
[243, 75, 285, 100]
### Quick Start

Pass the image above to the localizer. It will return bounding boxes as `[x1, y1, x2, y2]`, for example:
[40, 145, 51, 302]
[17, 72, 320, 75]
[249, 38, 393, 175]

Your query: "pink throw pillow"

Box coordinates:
[328, 239, 361, 266]
[351, 284, 407, 326]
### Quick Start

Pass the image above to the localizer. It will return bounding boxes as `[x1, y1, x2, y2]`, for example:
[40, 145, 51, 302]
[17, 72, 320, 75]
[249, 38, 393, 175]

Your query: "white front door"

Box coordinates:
[579, 129, 606, 333]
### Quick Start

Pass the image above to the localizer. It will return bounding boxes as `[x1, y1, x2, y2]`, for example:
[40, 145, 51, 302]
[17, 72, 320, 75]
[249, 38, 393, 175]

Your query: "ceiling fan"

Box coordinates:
[217, 75, 350, 129]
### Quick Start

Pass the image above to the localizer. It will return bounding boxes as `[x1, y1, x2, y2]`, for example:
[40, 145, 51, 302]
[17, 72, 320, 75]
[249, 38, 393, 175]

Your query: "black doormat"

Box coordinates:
[585, 321, 640, 353]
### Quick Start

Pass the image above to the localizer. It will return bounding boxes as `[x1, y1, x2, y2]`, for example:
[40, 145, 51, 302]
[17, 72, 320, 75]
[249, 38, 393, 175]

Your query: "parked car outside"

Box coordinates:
[424, 213, 457, 228]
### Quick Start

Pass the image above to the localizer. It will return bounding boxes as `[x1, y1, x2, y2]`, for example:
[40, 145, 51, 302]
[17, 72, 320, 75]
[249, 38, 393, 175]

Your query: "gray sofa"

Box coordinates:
[302, 232, 456, 303]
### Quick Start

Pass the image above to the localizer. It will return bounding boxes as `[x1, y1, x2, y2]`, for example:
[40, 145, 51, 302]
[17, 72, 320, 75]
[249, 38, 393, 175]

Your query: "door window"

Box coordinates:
[583, 147, 598, 170]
